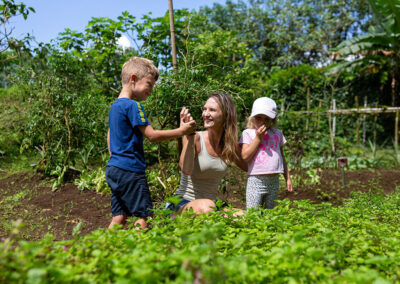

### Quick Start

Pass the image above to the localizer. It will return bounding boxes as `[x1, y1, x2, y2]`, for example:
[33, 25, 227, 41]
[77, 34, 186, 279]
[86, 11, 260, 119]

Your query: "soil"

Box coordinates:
[1, 168, 399, 242]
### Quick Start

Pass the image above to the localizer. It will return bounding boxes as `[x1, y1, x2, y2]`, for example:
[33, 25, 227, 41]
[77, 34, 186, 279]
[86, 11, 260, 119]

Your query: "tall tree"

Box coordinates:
[0, 0, 34, 54]
[194, 0, 372, 72]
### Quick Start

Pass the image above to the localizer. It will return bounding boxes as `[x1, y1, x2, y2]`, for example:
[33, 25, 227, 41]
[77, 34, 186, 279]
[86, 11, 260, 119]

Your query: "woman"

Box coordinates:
[169, 93, 246, 214]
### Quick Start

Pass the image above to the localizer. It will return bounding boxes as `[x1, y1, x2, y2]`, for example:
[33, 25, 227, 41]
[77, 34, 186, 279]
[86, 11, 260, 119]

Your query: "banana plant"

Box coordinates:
[331, 0, 400, 106]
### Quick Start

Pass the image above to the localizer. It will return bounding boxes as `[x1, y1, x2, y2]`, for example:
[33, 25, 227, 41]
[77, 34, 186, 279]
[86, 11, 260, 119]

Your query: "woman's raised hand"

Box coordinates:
[180, 107, 197, 135]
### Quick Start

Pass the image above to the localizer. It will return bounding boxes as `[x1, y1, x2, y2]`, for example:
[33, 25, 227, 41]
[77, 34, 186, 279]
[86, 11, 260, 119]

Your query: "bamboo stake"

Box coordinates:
[306, 88, 310, 131]
[373, 102, 378, 147]
[168, 0, 177, 73]
[355, 96, 360, 146]
[395, 111, 399, 151]
[316, 100, 322, 129]
[362, 96, 367, 145]
[329, 99, 336, 155]
[284, 107, 400, 115]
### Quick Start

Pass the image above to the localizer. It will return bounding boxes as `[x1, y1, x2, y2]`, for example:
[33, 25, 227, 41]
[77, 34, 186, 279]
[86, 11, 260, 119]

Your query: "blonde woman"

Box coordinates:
[167, 93, 247, 214]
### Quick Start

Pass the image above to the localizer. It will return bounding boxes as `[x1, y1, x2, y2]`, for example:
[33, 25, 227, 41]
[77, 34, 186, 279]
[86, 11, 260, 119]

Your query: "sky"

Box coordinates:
[10, 0, 227, 45]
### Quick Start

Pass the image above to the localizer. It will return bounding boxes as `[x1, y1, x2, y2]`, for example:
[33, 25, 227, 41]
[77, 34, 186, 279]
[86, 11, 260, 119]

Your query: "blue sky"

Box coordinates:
[11, 0, 227, 45]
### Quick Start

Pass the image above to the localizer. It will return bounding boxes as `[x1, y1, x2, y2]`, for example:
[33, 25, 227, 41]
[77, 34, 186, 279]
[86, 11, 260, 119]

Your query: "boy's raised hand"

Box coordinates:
[180, 107, 196, 135]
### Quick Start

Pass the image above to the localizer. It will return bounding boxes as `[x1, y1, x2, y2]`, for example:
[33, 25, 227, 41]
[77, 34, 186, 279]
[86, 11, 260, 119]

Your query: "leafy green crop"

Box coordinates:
[1, 191, 400, 283]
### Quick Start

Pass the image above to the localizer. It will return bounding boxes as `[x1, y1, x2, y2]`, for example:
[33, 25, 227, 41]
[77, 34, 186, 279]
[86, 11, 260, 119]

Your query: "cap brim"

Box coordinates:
[251, 110, 276, 119]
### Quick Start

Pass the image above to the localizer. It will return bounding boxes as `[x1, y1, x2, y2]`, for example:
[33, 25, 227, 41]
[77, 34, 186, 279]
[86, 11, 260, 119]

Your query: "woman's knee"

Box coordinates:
[185, 199, 216, 214]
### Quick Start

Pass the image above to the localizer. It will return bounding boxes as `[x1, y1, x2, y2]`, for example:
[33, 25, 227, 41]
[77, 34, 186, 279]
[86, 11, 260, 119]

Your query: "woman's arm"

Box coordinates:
[234, 145, 248, 171]
[179, 134, 197, 175]
[281, 147, 293, 192]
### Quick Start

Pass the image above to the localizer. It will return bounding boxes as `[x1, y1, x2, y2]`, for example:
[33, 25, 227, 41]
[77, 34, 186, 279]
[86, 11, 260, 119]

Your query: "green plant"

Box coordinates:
[2, 191, 400, 282]
[73, 167, 109, 194]
[147, 163, 180, 205]
[51, 165, 67, 192]
[304, 168, 322, 185]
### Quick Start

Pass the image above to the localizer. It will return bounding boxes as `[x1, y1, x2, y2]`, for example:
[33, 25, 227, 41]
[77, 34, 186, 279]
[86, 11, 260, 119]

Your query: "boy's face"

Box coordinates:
[131, 74, 156, 101]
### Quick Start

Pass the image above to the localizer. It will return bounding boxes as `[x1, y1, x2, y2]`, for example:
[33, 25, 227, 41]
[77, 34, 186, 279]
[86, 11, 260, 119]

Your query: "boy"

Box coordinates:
[106, 57, 196, 229]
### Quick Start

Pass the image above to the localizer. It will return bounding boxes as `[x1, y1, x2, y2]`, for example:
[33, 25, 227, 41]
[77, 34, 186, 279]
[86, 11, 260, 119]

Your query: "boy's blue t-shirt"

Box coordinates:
[107, 98, 150, 173]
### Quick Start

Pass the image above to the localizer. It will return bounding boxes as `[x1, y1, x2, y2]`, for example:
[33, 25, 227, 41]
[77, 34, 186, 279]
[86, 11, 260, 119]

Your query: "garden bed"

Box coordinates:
[0, 168, 399, 241]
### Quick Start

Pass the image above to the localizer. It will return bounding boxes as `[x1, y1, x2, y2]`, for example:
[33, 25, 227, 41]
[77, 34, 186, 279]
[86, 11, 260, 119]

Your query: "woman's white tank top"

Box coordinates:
[175, 131, 228, 201]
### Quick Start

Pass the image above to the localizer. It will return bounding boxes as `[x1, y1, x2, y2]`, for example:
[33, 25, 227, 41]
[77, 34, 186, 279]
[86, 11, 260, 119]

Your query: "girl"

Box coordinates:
[239, 97, 293, 209]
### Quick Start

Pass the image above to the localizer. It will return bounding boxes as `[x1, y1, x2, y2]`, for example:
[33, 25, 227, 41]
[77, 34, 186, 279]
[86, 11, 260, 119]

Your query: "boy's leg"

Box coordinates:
[108, 214, 128, 229]
[134, 217, 148, 229]
[106, 166, 132, 229]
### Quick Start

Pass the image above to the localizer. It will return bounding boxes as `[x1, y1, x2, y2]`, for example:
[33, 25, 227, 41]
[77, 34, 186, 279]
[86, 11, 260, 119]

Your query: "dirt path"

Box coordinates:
[1, 168, 399, 241]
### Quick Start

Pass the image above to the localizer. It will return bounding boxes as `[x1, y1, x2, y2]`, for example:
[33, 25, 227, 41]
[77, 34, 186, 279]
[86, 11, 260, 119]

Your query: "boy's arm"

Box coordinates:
[138, 124, 194, 142]
[107, 129, 111, 156]
[281, 146, 293, 192]
[138, 107, 196, 142]
[179, 134, 197, 175]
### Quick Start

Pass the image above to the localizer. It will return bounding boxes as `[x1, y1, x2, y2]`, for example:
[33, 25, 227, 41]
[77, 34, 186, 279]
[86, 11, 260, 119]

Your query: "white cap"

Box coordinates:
[250, 97, 277, 119]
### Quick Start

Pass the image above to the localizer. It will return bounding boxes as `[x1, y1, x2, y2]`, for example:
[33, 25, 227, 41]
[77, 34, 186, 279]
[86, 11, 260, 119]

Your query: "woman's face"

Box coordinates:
[252, 114, 272, 129]
[202, 97, 224, 129]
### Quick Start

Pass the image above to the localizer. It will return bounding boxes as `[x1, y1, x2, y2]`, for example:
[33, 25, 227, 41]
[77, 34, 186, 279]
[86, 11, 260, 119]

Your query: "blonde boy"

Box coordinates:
[106, 57, 195, 229]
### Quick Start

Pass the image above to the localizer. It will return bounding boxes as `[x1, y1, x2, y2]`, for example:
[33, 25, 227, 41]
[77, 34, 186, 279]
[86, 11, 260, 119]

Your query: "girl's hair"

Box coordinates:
[121, 57, 159, 85]
[246, 115, 277, 130]
[209, 93, 240, 164]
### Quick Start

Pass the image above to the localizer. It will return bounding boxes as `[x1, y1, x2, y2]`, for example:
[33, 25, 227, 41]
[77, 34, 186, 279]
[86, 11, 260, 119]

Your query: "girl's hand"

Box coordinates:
[286, 177, 293, 192]
[256, 125, 267, 140]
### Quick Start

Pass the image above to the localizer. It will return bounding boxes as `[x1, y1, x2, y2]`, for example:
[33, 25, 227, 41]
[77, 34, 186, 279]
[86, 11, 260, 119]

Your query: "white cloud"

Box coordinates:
[117, 35, 131, 49]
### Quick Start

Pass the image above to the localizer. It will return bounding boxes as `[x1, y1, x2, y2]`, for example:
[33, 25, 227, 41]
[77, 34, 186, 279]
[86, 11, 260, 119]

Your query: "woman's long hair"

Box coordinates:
[209, 93, 239, 164]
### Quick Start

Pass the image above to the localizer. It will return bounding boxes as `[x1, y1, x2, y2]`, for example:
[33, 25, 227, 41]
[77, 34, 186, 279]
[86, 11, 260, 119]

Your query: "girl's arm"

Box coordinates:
[179, 133, 198, 176]
[281, 147, 293, 192]
[241, 126, 267, 162]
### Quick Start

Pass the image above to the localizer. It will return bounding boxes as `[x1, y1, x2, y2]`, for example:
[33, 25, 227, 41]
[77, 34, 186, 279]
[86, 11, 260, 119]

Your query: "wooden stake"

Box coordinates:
[355, 96, 360, 146]
[168, 0, 177, 73]
[373, 102, 378, 146]
[395, 111, 399, 151]
[362, 96, 367, 145]
[316, 100, 322, 129]
[329, 99, 336, 155]
[306, 88, 310, 131]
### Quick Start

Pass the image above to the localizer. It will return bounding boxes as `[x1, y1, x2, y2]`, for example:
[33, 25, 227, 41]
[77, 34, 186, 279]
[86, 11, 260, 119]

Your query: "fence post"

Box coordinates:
[395, 111, 399, 151]
[373, 102, 378, 146]
[306, 88, 310, 131]
[355, 96, 360, 146]
[362, 96, 367, 145]
[316, 99, 322, 129]
[330, 99, 336, 155]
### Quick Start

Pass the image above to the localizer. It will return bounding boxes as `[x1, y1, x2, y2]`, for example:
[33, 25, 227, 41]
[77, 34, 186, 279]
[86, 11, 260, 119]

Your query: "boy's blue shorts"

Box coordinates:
[106, 166, 153, 217]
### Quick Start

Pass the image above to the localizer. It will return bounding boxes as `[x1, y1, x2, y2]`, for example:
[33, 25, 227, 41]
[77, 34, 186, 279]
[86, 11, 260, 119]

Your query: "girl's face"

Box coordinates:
[202, 97, 224, 129]
[252, 114, 272, 129]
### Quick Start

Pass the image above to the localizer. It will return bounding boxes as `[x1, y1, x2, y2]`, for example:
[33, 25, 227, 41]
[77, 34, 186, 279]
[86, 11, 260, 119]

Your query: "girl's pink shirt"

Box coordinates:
[239, 128, 286, 175]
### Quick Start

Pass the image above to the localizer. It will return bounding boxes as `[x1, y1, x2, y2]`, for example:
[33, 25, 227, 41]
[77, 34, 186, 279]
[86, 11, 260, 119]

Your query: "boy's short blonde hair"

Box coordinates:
[121, 57, 159, 85]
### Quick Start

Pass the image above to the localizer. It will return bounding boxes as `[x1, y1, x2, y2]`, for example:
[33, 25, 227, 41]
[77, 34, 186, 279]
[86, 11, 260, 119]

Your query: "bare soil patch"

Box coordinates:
[1, 168, 399, 241]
